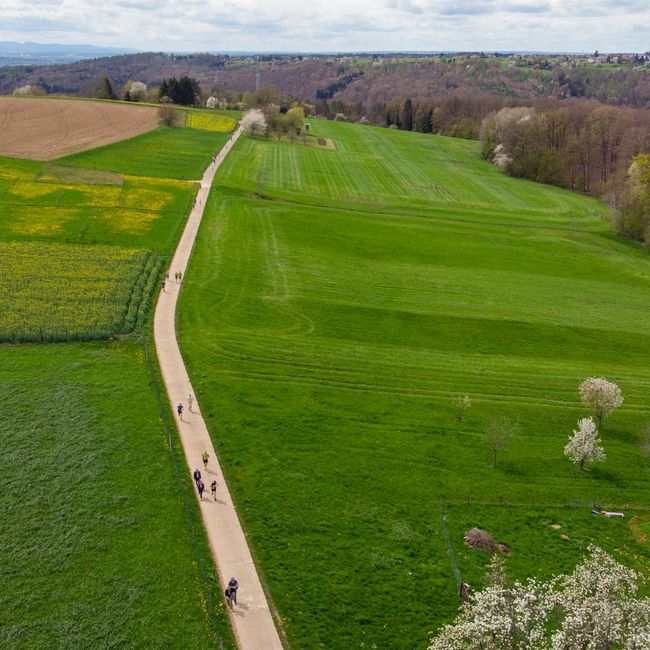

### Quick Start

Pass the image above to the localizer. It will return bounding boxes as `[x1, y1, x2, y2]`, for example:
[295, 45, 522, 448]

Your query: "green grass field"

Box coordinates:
[2, 100, 235, 647]
[178, 120, 650, 648]
[59, 125, 233, 180]
[0, 342, 233, 648]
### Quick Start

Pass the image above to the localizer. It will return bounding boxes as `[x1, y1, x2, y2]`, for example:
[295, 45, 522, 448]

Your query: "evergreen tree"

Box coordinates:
[401, 98, 414, 131]
[95, 76, 116, 100]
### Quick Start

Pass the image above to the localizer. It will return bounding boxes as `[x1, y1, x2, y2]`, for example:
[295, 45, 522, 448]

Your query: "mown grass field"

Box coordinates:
[178, 120, 650, 648]
[59, 125, 233, 180]
[2, 100, 235, 647]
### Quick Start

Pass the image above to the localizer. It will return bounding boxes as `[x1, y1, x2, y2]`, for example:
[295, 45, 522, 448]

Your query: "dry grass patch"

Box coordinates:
[0, 98, 159, 160]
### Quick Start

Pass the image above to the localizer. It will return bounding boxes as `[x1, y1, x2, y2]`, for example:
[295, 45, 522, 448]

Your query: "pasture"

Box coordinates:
[178, 120, 650, 647]
[0, 97, 158, 159]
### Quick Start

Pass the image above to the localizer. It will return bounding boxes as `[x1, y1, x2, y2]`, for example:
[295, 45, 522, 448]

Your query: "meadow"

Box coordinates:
[59, 126, 233, 180]
[1, 103, 236, 646]
[178, 120, 650, 648]
[0, 342, 233, 649]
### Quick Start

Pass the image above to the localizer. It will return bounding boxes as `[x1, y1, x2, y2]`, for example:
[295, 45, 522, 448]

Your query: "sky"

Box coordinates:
[0, 0, 648, 53]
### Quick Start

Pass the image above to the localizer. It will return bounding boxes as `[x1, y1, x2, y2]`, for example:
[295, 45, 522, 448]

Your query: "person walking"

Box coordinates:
[228, 577, 239, 606]
[161, 280, 166, 292]
[197, 479, 205, 500]
[193, 468, 201, 484]
[187, 393, 193, 412]
[211, 479, 217, 500]
[224, 587, 233, 609]
[202, 451, 209, 469]
[178, 271, 183, 283]
[177, 403, 184, 420]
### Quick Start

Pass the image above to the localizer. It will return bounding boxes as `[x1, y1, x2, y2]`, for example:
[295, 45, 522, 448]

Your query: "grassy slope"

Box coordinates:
[178, 121, 650, 648]
[58, 127, 232, 180]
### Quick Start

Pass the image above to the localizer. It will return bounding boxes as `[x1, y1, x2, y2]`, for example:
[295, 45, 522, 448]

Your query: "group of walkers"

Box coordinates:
[192, 451, 217, 501]
[161, 269, 183, 292]
[191, 454, 239, 609]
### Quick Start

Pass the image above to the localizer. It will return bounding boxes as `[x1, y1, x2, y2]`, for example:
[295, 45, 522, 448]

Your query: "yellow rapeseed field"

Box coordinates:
[1, 241, 160, 341]
[185, 112, 237, 133]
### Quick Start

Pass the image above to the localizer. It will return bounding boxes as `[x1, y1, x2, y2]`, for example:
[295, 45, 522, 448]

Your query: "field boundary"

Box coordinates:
[153, 127, 284, 650]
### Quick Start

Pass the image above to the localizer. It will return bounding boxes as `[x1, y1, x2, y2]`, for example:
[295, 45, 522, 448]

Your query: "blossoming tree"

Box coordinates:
[564, 417, 605, 471]
[579, 377, 623, 429]
[430, 546, 650, 649]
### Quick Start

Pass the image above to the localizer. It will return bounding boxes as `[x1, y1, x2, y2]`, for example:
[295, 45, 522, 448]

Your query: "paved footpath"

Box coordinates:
[153, 126, 284, 650]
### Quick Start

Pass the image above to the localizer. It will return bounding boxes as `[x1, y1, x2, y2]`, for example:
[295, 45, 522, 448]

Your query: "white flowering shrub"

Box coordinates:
[124, 80, 147, 102]
[241, 108, 267, 136]
[564, 417, 605, 471]
[429, 547, 650, 649]
[579, 377, 623, 428]
[206, 96, 218, 109]
[13, 85, 32, 96]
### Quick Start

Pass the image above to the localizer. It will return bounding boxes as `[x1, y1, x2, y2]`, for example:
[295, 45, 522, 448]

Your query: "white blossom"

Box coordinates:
[206, 96, 218, 109]
[564, 417, 605, 471]
[241, 108, 267, 136]
[125, 80, 147, 102]
[579, 377, 623, 427]
[429, 547, 650, 650]
[13, 85, 32, 96]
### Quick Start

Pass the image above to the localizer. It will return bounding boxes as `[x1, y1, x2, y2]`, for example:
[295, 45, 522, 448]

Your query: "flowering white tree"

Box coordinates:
[579, 377, 623, 429]
[13, 85, 32, 96]
[552, 546, 650, 649]
[124, 80, 147, 102]
[564, 417, 605, 471]
[429, 546, 650, 650]
[206, 96, 218, 109]
[241, 108, 267, 136]
[430, 557, 557, 649]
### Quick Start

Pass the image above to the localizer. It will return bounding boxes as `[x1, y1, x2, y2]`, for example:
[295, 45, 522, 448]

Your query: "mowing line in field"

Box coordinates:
[153, 126, 284, 650]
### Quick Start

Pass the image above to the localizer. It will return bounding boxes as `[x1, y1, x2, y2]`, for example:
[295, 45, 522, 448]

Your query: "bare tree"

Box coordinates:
[483, 417, 519, 468]
[452, 394, 472, 422]
[158, 105, 180, 127]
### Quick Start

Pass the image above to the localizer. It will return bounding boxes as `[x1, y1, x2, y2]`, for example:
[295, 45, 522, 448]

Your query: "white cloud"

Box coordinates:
[0, 0, 647, 52]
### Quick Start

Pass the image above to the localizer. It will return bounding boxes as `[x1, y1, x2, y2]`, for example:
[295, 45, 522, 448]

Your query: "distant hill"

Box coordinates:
[1, 50, 649, 108]
[0, 41, 138, 66]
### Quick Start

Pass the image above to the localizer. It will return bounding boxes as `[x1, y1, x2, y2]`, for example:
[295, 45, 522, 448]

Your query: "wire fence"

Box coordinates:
[439, 497, 462, 592]
[440, 494, 650, 512]
[143, 337, 226, 649]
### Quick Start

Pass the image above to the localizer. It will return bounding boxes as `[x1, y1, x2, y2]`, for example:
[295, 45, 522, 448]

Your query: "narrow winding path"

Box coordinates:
[153, 126, 284, 650]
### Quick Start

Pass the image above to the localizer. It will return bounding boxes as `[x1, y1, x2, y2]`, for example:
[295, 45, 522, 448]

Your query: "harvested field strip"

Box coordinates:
[0, 97, 159, 160]
[0, 241, 160, 341]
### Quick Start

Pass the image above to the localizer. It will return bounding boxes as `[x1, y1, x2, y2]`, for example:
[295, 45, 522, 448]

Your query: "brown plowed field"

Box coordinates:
[0, 97, 159, 160]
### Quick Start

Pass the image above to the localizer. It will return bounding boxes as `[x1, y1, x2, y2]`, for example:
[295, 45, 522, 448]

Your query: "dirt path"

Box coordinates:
[153, 127, 284, 650]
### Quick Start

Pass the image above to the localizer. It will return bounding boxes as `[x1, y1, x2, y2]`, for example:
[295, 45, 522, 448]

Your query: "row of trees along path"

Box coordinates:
[153, 125, 284, 649]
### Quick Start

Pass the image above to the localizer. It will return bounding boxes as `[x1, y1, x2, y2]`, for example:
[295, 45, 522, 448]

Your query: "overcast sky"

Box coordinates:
[0, 0, 647, 53]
